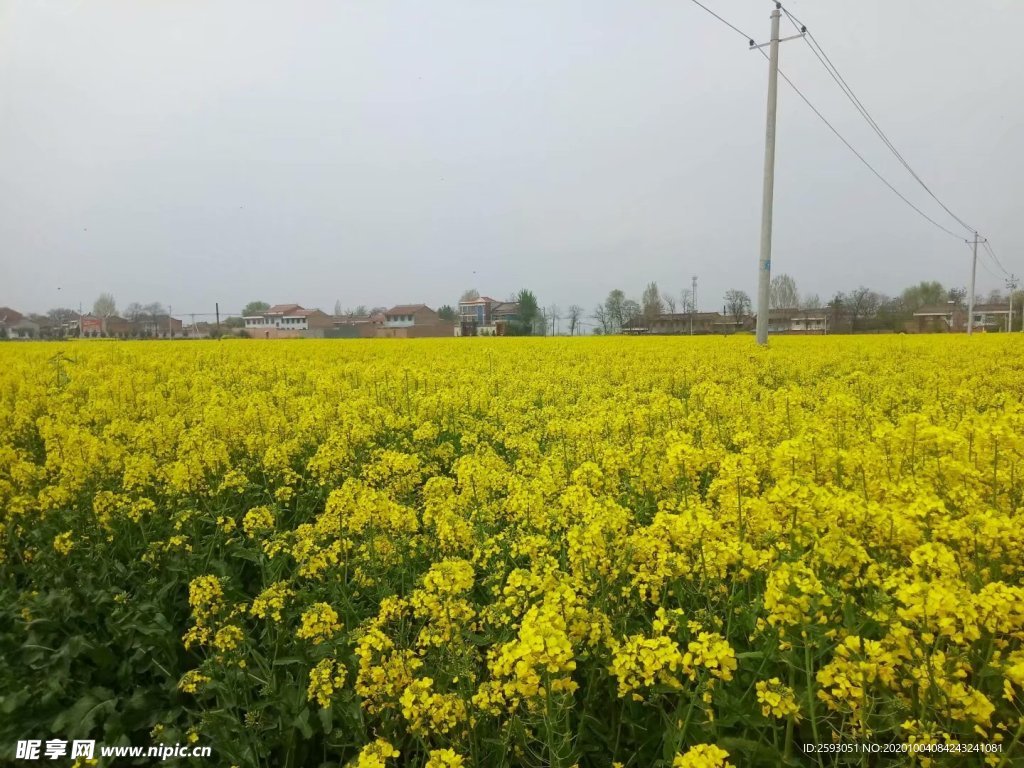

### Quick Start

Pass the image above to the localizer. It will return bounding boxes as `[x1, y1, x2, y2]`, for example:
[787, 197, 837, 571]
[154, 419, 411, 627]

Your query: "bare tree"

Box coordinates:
[124, 302, 144, 321]
[662, 293, 677, 314]
[460, 289, 480, 303]
[770, 274, 799, 309]
[592, 304, 611, 335]
[567, 305, 583, 336]
[622, 299, 641, 330]
[847, 286, 881, 331]
[547, 305, 560, 335]
[93, 293, 117, 317]
[334, 300, 342, 316]
[47, 307, 78, 325]
[680, 289, 694, 313]
[724, 290, 751, 325]
[801, 293, 822, 310]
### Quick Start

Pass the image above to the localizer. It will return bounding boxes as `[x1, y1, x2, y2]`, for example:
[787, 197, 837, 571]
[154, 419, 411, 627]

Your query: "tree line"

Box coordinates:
[587, 276, 1024, 334]
[16, 277, 1023, 340]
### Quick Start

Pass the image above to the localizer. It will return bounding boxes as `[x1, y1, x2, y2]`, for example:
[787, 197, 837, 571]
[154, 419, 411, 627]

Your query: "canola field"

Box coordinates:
[1, 336, 1023, 768]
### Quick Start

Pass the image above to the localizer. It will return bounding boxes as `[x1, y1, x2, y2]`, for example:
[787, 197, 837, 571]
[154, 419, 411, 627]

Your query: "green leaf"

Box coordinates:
[295, 707, 313, 739]
[318, 706, 333, 733]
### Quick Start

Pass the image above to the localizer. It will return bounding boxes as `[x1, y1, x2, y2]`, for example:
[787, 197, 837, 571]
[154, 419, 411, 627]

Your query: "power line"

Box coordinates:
[972, 243, 1002, 280]
[786, 11, 970, 234]
[686, 0, 755, 45]
[769, 0, 806, 31]
[963, 238, 1004, 281]
[982, 240, 1010, 276]
[779, 6, 976, 236]
[689, 0, 963, 240]
[754, 46, 967, 241]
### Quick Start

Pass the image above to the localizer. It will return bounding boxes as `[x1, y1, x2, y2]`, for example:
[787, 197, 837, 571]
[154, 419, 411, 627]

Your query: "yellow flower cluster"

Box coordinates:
[424, 749, 465, 768]
[307, 657, 346, 708]
[609, 633, 688, 699]
[249, 581, 293, 622]
[52, 531, 74, 556]
[673, 743, 734, 768]
[349, 739, 399, 768]
[755, 678, 800, 720]
[296, 602, 341, 644]
[242, 505, 275, 538]
[475, 597, 579, 714]
[399, 677, 468, 737]
[177, 669, 210, 694]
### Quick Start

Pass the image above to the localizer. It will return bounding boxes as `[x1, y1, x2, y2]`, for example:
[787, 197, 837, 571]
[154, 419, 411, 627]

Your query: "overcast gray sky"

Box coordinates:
[1, 0, 1020, 320]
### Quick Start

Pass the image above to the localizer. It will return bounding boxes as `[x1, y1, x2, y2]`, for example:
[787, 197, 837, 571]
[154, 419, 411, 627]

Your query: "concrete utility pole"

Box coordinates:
[690, 275, 697, 335]
[750, 5, 804, 344]
[967, 232, 978, 335]
[1007, 275, 1019, 332]
[755, 7, 782, 345]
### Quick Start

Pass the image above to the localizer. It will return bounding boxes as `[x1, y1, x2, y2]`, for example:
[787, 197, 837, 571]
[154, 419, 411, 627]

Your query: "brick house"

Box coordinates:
[912, 304, 966, 333]
[378, 305, 453, 338]
[971, 303, 1012, 332]
[457, 297, 521, 336]
[760, 308, 828, 335]
[79, 314, 105, 337]
[649, 312, 731, 335]
[385, 304, 442, 327]
[328, 312, 386, 339]
[244, 304, 334, 338]
[0, 307, 39, 339]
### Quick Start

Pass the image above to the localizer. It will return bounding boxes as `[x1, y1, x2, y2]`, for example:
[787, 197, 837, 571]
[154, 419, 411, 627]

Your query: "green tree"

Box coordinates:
[900, 281, 944, 312]
[516, 289, 539, 335]
[243, 301, 270, 317]
[622, 299, 641, 330]
[946, 287, 967, 307]
[641, 282, 663, 329]
[604, 289, 626, 333]
[437, 305, 457, 321]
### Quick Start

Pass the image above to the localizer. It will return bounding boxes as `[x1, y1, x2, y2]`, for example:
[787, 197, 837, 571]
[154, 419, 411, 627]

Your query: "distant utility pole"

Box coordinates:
[215, 303, 221, 340]
[690, 275, 697, 335]
[968, 232, 979, 335]
[752, 4, 803, 345]
[168, 304, 173, 339]
[1007, 274, 1019, 332]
